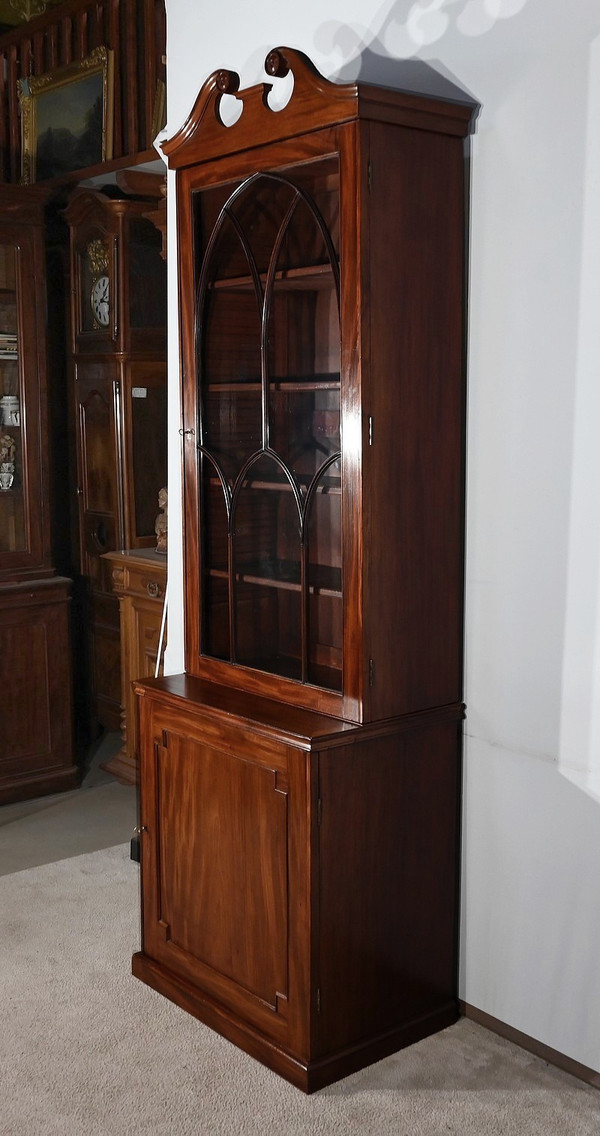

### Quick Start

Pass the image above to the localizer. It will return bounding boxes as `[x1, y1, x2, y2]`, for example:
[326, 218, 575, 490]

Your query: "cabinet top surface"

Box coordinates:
[103, 548, 167, 569]
[136, 673, 358, 747]
[163, 45, 476, 170]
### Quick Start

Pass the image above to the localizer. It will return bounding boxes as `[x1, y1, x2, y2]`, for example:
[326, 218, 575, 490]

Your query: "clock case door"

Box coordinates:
[66, 190, 167, 358]
[71, 209, 118, 354]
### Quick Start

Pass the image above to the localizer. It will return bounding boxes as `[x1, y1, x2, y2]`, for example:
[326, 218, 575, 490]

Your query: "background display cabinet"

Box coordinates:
[64, 188, 167, 732]
[0, 185, 76, 805]
[133, 49, 474, 1091]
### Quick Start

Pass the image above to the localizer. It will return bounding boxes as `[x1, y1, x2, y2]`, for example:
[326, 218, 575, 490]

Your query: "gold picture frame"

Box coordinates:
[18, 47, 114, 184]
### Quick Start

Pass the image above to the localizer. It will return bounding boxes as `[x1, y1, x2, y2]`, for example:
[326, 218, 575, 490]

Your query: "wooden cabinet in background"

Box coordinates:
[64, 187, 167, 733]
[133, 49, 474, 1091]
[0, 186, 76, 804]
[103, 548, 166, 784]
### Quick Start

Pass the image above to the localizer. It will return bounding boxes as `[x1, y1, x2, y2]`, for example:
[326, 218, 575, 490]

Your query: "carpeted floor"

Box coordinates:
[2, 845, 599, 1135]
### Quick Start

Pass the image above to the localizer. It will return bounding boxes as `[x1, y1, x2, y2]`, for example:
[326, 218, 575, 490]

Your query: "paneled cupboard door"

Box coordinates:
[139, 708, 311, 1051]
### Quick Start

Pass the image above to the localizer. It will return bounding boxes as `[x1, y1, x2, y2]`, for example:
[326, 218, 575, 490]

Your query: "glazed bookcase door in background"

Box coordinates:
[0, 218, 50, 581]
[194, 157, 342, 694]
[0, 185, 76, 805]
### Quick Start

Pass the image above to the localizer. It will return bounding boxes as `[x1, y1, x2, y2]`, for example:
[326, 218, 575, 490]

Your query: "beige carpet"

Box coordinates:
[2, 845, 599, 1135]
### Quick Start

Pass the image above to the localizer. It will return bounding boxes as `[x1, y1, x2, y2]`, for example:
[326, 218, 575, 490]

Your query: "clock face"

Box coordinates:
[90, 275, 110, 328]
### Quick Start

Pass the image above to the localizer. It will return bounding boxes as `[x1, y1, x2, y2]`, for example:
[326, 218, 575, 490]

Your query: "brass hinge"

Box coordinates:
[368, 415, 374, 446]
[317, 797, 322, 827]
[316, 988, 321, 1014]
[367, 160, 372, 190]
[369, 658, 375, 687]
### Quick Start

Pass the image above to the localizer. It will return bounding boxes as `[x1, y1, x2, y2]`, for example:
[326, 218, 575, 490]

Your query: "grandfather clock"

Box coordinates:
[64, 187, 167, 733]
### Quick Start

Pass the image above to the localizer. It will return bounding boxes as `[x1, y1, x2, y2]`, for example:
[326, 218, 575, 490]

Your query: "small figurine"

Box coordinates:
[0, 433, 15, 463]
[155, 486, 167, 554]
[0, 433, 15, 490]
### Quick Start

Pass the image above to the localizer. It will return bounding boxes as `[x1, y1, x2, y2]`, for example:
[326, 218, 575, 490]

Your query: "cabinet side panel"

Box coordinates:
[364, 122, 467, 719]
[317, 723, 461, 1055]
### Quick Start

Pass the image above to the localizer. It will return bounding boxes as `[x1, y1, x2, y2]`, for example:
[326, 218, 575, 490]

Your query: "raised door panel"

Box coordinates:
[75, 360, 122, 578]
[122, 361, 167, 547]
[90, 590, 121, 731]
[0, 585, 76, 802]
[134, 604, 163, 679]
[0, 615, 51, 769]
[141, 723, 294, 1042]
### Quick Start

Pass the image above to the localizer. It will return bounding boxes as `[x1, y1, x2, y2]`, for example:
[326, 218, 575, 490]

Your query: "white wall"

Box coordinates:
[163, 0, 600, 1074]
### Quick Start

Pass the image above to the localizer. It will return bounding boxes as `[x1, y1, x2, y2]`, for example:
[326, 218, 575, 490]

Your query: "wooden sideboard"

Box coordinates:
[103, 548, 166, 784]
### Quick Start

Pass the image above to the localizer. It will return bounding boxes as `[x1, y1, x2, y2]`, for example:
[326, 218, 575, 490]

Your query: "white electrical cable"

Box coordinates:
[155, 579, 168, 678]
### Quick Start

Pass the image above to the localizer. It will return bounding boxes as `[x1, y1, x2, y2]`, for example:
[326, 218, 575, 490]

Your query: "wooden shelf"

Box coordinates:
[237, 653, 342, 691]
[208, 262, 337, 293]
[205, 375, 340, 393]
[208, 474, 341, 495]
[210, 559, 342, 597]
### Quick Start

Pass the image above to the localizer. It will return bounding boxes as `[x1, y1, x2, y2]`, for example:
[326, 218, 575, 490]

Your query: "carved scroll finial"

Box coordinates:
[215, 69, 240, 94]
[265, 49, 290, 79]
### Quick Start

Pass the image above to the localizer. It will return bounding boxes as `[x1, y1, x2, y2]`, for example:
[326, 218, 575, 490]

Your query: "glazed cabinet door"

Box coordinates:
[181, 146, 347, 713]
[0, 225, 49, 579]
[139, 704, 310, 1051]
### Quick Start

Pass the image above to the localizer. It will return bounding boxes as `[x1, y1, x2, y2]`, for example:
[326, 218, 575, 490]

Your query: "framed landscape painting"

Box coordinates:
[18, 47, 113, 183]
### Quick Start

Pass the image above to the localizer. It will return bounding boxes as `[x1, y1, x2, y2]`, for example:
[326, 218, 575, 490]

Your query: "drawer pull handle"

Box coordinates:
[147, 581, 160, 598]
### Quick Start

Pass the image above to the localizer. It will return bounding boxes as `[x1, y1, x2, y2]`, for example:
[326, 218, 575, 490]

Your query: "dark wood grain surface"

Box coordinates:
[134, 48, 474, 1091]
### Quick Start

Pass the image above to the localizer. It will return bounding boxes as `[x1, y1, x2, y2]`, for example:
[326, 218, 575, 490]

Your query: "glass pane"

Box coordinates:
[80, 238, 109, 335]
[128, 218, 167, 328]
[131, 378, 167, 539]
[280, 157, 340, 268]
[201, 287, 262, 386]
[227, 177, 297, 279]
[0, 244, 25, 552]
[232, 454, 302, 678]
[198, 211, 263, 484]
[307, 455, 342, 690]
[194, 176, 296, 283]
[266, 175, 340, 480]
[269, 385, 340, 487]
[201, 458, 230, 660]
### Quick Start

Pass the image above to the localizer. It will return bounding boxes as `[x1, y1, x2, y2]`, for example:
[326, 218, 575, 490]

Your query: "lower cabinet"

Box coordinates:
[133, 675, 462, 1092]
[0, 578, 78, 804]
[103, 548, 167, 784]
